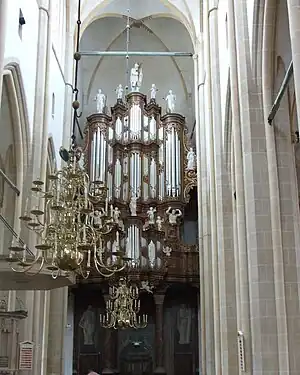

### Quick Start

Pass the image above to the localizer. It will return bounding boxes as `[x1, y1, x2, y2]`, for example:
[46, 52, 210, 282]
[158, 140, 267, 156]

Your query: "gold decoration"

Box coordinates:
[100, 277, 147, 329]
[8, 148, 127, 278]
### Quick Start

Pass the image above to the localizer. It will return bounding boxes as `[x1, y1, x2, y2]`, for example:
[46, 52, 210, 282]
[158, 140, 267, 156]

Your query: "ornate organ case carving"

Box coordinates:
[83, 92, 198, 283]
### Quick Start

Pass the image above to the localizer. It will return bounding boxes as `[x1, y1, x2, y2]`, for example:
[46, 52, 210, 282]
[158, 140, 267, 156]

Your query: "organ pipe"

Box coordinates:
[86, 91, 187, 267]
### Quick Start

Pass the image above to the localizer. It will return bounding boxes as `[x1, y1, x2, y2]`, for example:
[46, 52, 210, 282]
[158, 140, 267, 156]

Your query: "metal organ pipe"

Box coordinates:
[171, 127, 176, 196]
[167, 133, 171, 196]
[91, 132, 96, 181]
[96, 128, 100, 180]
[175, 132, 180, 196]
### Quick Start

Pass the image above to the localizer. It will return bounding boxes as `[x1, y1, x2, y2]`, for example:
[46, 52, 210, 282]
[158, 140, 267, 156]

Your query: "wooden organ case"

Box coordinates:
[73, 92, 199, 375]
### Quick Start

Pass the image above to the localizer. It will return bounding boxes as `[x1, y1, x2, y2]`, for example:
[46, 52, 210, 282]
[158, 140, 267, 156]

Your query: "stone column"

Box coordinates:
[30, 0, 51, 180]
[196, 33, 215, 375]
[227, 0, 252, 373]
[154, 294, 165, 375]
[62, 29, 74, 150]
[0, 0, 8, 105]
[47, 287, 68, 375]
[287, 0, 300, 128]
[206, 2, 222, 373]
[233, 0, 279, 373]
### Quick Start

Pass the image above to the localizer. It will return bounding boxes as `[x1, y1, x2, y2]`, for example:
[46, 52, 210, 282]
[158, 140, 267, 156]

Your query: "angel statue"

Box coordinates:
[166, 207, 182, 225]
[94, 88, 106, 113]
[130, 62, 143, 92]
[116, 84, 124, 100]
[165, 90, 176, 113]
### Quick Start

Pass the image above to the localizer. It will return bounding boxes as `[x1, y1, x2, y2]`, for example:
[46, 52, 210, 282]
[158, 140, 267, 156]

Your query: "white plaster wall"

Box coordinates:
[64, 292, 75, 375]
[3, 0, 68, 165]
[3, 0, 39, 137]
[48, 48, 66, 167]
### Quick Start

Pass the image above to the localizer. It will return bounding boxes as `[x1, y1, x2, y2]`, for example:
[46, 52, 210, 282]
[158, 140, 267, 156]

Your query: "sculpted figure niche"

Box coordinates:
[79, 305, 96, 346]
[176, 304, 192, 345]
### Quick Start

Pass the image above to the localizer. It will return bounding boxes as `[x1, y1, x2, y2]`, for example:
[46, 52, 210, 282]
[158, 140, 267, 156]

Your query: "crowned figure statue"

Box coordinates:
[130, 62, 143, 92]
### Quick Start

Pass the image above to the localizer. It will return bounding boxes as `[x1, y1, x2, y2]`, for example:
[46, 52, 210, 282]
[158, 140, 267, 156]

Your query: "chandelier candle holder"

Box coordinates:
[7, 148, 128, 278]
[100, 277, 148, 329]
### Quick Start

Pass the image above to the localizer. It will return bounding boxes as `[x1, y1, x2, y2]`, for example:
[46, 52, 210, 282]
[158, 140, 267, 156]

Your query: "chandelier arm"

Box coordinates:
[24, 257, 45, 276]
[10, 254, 43, 273]
[93, 247, 124, 273]
[92, 258, 117, 277]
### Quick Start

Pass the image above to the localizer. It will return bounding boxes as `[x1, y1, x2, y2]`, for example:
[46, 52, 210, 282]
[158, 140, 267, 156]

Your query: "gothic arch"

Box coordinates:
[0, 62, 30, 247]
[3, 62, 30, 187]
[79, 0, 196, 43]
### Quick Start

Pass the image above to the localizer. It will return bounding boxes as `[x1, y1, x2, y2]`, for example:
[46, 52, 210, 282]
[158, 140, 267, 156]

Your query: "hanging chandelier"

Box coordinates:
[100, 277, 148, 329]
[5, 0, 128, 279]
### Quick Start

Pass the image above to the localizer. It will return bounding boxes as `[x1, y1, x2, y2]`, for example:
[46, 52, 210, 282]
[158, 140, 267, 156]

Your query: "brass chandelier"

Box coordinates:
[6, 0, 128, 279]
[100, 278, 148, 329]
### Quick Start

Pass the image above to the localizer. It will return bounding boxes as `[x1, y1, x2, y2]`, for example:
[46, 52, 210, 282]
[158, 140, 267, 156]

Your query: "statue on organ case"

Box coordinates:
[186, 147, 196, 170]
[94, 88, 106, 113]
[166, 207, 182, 225]
[129, 195, 138, 216]
[165, 89, 176, 113]
[130, 62, 143, 92]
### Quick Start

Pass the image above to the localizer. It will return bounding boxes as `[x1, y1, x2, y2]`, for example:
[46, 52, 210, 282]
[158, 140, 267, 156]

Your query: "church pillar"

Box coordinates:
[62, 28, 74, 149]
[233, 0, 279, 372]
[227, 0, 252, 373]
[287, 0, 300, 128]
[261, 1, 292, 373]
[47, 287, 68, 375]
[193, 46, 207, 375]
[0, 0, 8, 105]
[29, 0, 51, 184]
[154, 294, 165, 375]
[196, 32, 215, 375]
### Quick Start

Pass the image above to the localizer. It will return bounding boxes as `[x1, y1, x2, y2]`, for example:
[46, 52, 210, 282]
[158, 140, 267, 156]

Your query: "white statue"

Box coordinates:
[165, 90, 176, 113]
[130, 62, 143, 92]
[156, 216, 163, 231]
[163, 246, 172, 257]
[187, 148, 196, 170]
[129, 195, 138, 216]
[94, 89, 106, 113]
[116, 84, 124, 100]
[79, 305, 96, 346]
[112, 206, 124, 230]
[166, 207, 182, 225]
[147, 207, 156, 225]
[177, 304, 192, 344]
[113, 207, 121, 222]
[140, 280, 154, 293]
[150, 84, 158, 100]
[90, 208, 105, 227]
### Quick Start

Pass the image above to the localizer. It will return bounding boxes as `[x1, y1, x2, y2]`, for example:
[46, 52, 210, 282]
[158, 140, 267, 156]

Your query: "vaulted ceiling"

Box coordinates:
[75, 0, 200, 133]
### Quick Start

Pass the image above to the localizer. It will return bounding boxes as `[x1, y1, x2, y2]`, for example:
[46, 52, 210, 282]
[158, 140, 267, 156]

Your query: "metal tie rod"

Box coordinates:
[268, 60, 293, 125]
[79, 51, 193, 57]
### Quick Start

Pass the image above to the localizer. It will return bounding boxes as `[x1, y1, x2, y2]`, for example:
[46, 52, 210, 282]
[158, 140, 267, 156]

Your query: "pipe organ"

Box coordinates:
[84, 92, 196, 274]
